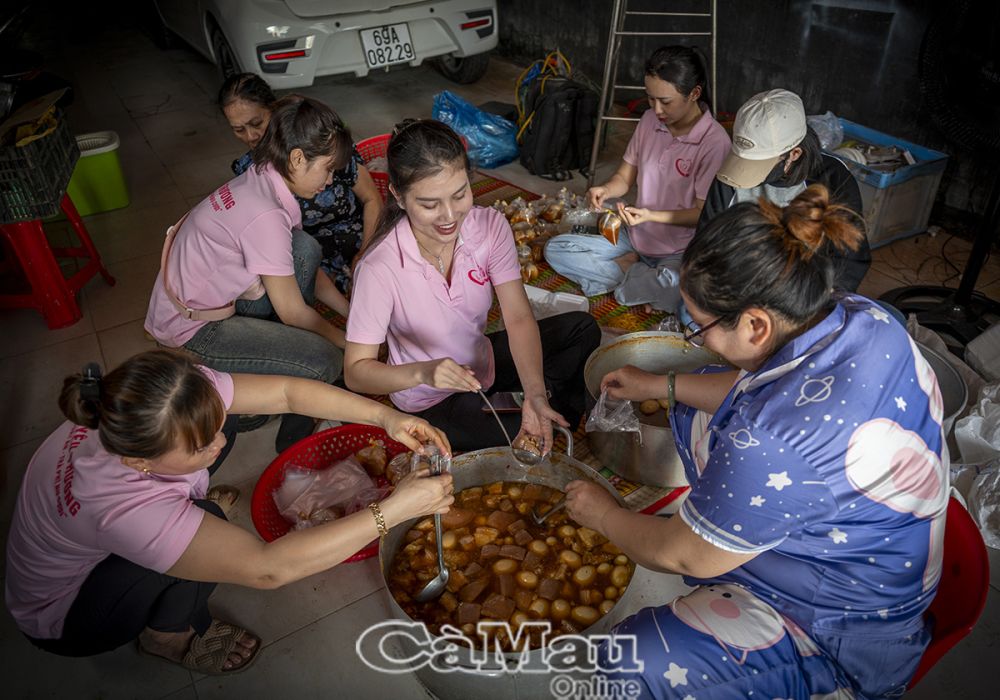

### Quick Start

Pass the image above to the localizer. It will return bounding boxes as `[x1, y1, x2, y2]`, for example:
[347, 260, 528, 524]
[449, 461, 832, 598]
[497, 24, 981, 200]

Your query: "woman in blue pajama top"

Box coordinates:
[566, 185, 948, 699]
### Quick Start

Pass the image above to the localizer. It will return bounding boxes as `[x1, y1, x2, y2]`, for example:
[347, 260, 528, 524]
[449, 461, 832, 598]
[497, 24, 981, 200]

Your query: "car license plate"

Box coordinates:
[360, 23, 415, 69]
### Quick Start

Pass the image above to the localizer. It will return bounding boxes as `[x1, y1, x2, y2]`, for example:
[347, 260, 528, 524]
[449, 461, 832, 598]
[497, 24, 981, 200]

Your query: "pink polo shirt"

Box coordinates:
[624, 107, 730, 257]
[4, 367, 234, 640]
[347, 206, 521, 412]
[145, 163, 301, 347]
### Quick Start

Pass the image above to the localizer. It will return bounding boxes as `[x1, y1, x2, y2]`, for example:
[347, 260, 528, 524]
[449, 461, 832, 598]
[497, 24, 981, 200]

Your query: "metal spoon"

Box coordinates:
[413, 448, 451, 603]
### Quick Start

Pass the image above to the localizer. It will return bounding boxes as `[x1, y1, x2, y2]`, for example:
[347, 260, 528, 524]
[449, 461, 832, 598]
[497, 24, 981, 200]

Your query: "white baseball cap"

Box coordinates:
[716, 89, 808, 189]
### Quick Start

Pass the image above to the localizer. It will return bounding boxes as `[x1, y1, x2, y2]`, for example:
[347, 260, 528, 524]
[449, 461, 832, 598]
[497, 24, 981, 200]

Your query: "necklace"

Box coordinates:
[415, 237, 451, 275]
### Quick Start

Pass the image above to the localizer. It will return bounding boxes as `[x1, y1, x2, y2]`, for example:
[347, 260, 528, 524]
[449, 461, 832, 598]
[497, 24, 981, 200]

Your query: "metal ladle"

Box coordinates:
[477, 390, 573, 467]
[413, 448, 451, 603]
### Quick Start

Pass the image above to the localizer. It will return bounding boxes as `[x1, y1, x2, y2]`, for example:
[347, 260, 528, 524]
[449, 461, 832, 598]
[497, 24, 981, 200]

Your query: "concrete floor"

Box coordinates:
[1, 8, 998, 700]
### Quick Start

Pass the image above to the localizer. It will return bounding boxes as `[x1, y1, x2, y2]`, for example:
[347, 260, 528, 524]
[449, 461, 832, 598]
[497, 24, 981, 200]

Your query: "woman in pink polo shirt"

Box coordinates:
[545, 46, 731, 314]
[219, 73, 383, 293]
[5, 350, 452, 674]
[344, 120, 600, 452]
[145, 95, 351, 453]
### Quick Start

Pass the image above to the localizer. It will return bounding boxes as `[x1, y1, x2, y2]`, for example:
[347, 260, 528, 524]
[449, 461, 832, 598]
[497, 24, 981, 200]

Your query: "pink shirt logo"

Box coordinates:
[53, 426, 87, 517]
[675, 158, 693, 177]
[468, 267, 489, 286]
[209, 184, 237, 212]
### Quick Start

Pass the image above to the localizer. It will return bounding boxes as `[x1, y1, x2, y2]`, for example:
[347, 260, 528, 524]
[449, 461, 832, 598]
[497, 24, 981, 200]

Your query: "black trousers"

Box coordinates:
[415, 311, 601, 452]
[28, 416, 239, 657]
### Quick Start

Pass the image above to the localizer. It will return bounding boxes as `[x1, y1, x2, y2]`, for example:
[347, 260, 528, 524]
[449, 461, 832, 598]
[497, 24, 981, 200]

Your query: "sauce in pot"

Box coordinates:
[388, 481, 634, 650]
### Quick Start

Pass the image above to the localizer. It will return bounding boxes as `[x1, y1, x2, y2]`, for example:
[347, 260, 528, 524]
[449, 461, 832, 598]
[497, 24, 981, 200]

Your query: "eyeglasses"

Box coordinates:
[683, 317, 723, 347]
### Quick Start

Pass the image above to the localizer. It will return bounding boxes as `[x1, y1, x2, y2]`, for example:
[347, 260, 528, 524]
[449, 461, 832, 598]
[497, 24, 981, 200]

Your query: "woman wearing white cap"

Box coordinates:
[544, 46, 730, 312]
[697, 88, 871, 291]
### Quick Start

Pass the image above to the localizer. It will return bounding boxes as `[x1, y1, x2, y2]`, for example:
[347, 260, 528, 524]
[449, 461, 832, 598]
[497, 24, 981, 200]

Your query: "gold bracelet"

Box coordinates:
[368, 502, 388, 537]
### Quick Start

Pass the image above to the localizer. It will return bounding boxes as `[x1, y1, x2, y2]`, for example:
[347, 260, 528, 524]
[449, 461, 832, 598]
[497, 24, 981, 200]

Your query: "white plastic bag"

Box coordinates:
[586, 388, 642, 436]
[954, 382, 1000, 464]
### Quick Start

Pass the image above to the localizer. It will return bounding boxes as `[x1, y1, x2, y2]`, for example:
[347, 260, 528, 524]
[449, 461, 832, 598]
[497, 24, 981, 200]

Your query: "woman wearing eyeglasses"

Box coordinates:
[564, 186, 948, 699]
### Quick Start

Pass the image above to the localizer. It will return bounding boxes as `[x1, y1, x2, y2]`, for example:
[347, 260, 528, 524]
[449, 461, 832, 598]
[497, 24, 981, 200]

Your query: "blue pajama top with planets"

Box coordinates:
[672, 294, 949, 693]
[232, 147, 365, 291]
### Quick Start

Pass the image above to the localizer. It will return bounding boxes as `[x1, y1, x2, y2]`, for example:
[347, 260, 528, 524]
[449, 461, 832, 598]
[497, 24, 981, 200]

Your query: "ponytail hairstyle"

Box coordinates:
[644, 45, 713, 114]
[251, 95, 353, 178]
[681, 184, 864, 341]
[58, 350, 226, 458]
[777, 126, 824, 186]
[356, 119, 470, 261]
[217, 72, 276, 112]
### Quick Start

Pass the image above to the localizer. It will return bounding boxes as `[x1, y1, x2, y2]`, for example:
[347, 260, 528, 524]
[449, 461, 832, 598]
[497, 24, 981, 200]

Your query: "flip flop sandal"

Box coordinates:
[206, 485, 240, 518]
[138, 620, 260, 676]
[180, 620, 260, 675]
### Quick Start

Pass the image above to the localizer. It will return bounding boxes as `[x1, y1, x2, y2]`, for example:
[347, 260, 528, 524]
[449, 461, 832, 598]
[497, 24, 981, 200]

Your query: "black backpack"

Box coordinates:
[517, 73, 599, 181]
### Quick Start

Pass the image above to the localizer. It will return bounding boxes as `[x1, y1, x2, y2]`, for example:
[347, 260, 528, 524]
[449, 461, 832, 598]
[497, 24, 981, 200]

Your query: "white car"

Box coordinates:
[153, 0, 498, 88]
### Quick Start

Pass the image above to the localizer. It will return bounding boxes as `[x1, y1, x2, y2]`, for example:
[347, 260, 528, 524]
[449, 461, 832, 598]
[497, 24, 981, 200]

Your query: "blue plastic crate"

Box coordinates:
[829, 119, 949, 248]
[836, 118, 948, 188]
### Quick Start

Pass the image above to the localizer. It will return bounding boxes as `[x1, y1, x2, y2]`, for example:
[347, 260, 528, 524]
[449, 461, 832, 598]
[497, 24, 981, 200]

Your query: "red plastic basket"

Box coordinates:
[250, 423, 409, 562]
[356, 133, 390, 162]
[356, 133, 390, 204]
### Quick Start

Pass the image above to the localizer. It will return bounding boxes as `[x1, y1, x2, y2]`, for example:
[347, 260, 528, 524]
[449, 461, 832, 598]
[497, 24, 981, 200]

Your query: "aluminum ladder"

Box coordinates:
[587, 0, 718, 186]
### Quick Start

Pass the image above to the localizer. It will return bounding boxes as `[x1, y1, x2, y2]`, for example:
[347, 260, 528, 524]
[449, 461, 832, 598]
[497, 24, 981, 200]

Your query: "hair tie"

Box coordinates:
[79, 362, 102, 403]
[391, 118, 420, 137]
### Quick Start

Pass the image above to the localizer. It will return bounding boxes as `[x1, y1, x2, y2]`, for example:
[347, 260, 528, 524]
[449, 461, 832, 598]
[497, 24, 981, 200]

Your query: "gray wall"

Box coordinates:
[497, 0, 994, 216]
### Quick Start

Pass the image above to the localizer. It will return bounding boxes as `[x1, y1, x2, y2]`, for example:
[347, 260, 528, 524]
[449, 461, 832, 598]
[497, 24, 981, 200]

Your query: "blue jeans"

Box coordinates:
[544, 229, 683, 312]
[183, 229, 343, 384]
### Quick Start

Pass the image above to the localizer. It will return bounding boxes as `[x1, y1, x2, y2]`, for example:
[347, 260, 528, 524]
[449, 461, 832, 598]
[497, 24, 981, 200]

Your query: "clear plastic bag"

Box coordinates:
[561, 207, 597, 227]
[273, 456, 375, 530]
[806, 111, 844, 151]
[952, 460, 1000, 549]
[432, 90, 518, 169]
[386, 451, 413, 485]
[343, 485, 393, 516]
[656, 314, 682, 333]
[586, 388, 642, 436]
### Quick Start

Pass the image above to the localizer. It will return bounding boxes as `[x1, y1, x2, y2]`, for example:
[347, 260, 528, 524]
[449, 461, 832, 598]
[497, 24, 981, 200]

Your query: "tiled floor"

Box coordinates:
[1, 10, 998, 700]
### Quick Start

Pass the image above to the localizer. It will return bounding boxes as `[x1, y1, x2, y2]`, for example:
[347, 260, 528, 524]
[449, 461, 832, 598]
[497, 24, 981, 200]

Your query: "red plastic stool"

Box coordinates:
[908, 497, 990, 687]
[0, 193, 115, 329]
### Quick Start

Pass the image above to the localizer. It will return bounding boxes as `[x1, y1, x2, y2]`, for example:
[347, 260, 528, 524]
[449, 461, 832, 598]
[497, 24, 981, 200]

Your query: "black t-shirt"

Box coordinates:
[697, 154, 872, 292]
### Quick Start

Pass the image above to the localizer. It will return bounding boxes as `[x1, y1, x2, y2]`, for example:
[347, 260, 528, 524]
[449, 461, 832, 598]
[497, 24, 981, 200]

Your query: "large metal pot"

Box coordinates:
[378, 439, 635, 700]
[917, 341, 968, 436]
[584, 331, 723, 488]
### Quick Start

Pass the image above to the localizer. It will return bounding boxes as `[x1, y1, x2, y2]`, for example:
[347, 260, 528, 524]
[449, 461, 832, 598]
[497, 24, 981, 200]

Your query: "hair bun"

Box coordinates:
[761, 184, 863, 259]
